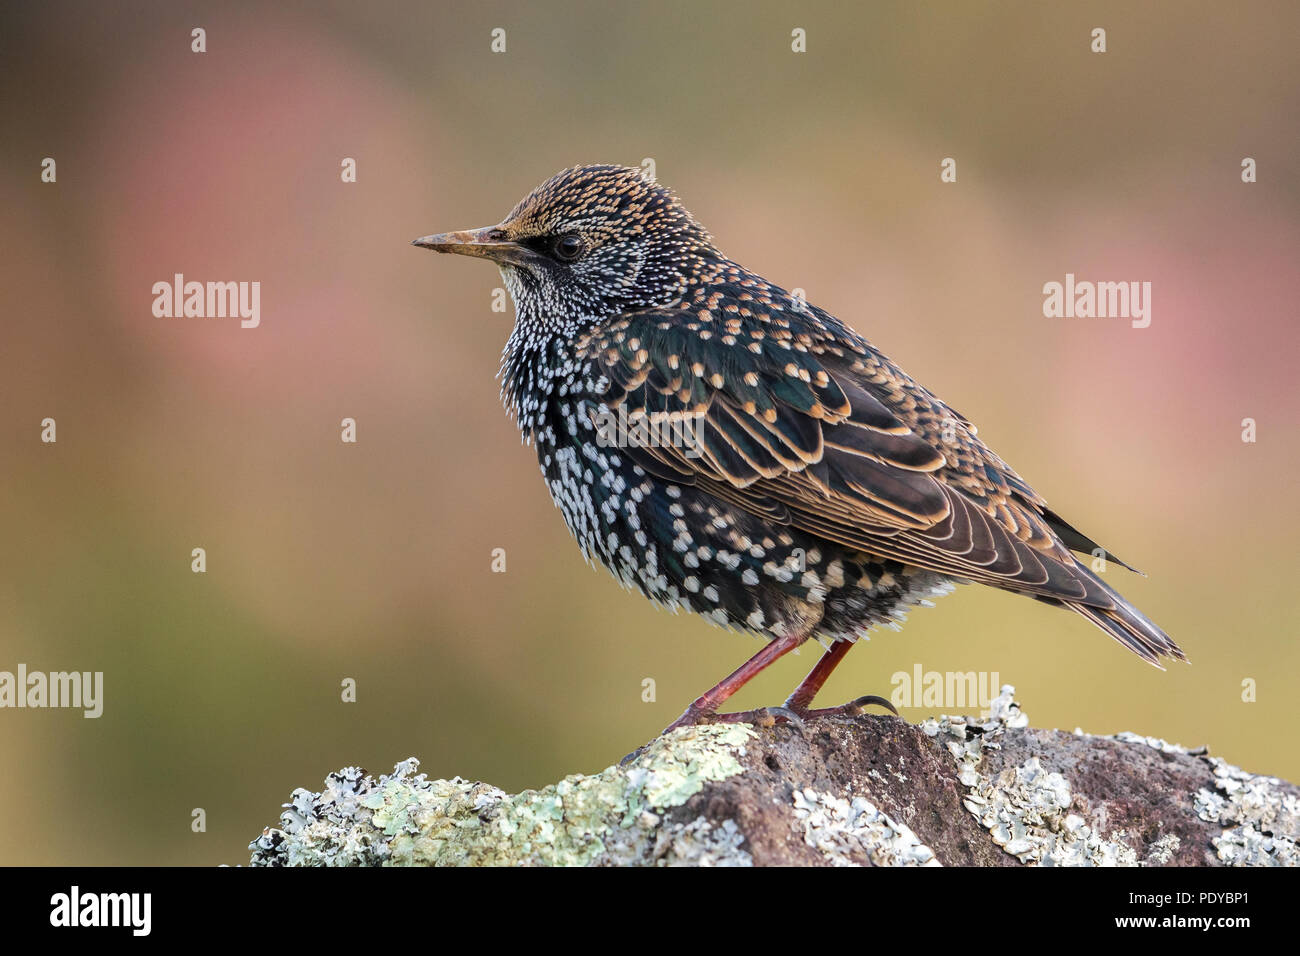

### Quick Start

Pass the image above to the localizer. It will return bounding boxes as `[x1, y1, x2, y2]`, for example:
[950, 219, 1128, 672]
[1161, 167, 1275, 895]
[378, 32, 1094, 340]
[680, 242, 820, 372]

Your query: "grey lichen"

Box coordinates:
[924, 687, 1299, 867]
[1104, 731, 1207, 757]
[1102, 733, 1300, 868]
[1146, 833, 1182, 865]
[648, 816, 750, 866]
[1197, 759, 1300, 866]
[250, 723, 756, 866]
[967, 755, 1138, 866]
[1101, 731, 1300, 866]
[792, 788, 939, 866]
[923, 687, 1138, 866]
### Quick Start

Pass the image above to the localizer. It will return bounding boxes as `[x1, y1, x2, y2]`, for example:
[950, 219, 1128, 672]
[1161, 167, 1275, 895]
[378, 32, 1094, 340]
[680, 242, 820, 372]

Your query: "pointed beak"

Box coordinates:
[411, 225, 530, 265]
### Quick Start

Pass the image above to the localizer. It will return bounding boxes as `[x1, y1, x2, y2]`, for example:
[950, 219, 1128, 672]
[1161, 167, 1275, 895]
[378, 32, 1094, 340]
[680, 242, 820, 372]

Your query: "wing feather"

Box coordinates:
[573, 299, 1178, 660]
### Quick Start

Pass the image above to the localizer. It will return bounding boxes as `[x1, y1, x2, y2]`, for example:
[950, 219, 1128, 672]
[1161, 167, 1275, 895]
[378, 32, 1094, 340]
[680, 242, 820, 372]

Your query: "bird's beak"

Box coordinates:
[411, 225, 530, 265]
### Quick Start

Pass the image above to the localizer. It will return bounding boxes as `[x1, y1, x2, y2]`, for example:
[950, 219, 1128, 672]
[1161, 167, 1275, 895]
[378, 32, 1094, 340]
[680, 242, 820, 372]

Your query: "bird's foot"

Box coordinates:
[660, 693, 897, 737]
[661, 704, 804, 735]
[786, 693, 899, 720]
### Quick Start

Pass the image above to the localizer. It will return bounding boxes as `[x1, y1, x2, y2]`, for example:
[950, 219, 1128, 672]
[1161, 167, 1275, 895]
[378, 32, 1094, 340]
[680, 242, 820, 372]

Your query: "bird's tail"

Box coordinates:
[1050, 563, 1187, 668]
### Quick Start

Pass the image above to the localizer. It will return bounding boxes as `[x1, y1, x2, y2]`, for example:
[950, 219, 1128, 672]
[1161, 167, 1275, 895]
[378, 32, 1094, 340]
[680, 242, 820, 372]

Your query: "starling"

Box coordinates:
[413, 165, 1185, 733]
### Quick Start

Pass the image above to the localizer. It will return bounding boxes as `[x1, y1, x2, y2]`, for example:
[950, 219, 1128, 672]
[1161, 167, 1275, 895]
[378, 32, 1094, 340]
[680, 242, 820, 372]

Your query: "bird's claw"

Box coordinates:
[752, 705, 805, 728]
[844, 694, 899, 716]
[661, 694, 894, 737]
[662, 703, 805, 735]
[785, 693, 900, 720]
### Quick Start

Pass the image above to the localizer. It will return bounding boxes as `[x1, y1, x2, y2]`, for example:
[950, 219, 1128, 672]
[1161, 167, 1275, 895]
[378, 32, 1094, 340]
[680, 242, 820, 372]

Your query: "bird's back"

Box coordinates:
[519, 258, 1184, 665]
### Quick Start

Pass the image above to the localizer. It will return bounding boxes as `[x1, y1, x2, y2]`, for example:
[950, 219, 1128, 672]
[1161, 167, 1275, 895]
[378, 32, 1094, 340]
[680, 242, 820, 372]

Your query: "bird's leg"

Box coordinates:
[783, 639, 853, 710]
[662, 631, 806, 734]
[783, 639, 898, 718]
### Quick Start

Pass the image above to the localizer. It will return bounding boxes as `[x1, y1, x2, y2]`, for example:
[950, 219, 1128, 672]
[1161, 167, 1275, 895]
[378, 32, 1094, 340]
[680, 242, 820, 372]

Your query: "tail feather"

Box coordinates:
[1033, 563, 1186, 668]
[1040, 507, 1145, 575]
[1071, 601, 1186, 668]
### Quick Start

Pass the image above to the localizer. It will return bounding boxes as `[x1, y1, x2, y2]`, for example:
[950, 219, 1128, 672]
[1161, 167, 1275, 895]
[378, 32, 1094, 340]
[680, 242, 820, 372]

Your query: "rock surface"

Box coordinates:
[248, 688, 1299, 866]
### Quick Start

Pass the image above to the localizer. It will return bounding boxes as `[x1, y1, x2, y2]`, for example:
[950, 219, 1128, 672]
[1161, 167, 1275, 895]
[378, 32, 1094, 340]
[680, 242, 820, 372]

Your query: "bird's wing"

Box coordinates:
[573, 301, 1182, 664]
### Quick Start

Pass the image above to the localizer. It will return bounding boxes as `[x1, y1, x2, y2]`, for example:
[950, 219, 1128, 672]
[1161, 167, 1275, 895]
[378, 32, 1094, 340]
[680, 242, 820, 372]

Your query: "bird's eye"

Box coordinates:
[552, 235, 584, 261]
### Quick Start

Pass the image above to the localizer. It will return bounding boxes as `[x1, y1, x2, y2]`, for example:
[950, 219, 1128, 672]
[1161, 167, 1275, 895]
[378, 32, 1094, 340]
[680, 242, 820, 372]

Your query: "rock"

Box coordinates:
[248, 687, 1299, 867]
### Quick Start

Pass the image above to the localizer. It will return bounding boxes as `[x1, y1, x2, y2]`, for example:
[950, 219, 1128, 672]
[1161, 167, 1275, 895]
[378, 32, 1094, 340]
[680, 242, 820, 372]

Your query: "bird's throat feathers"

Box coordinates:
[496, 265, 592, 438]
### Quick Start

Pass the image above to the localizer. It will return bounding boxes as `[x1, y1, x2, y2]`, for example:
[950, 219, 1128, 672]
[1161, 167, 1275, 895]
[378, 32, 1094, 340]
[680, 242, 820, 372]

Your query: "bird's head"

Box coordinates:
[413, 165, 719, 329]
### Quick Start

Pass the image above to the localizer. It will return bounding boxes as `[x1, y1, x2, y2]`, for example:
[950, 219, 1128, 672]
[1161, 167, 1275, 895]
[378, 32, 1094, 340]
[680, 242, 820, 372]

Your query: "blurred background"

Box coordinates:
[1, 1, 1297, 865]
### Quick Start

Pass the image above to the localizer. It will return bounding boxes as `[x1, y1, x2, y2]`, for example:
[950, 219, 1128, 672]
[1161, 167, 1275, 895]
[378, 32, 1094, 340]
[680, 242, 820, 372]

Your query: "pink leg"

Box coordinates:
[663, 631, 805, 734]
[784, 640, 898, 717]
[784, 640, 854, 710]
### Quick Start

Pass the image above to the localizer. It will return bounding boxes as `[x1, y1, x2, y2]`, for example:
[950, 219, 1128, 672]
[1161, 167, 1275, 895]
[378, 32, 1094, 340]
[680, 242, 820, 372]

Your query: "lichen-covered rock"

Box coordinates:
[251, 724, 758, 866]
[792, 788, 939, 866]
[249, 688, 1299, 867]
[923, 687, 1300, 866]
[923, 692, 1140, 865]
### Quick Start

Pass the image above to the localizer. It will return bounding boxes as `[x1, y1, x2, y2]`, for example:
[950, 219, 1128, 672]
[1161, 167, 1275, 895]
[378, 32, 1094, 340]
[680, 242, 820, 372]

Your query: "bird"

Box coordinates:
[413, 165, 1185, 734]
